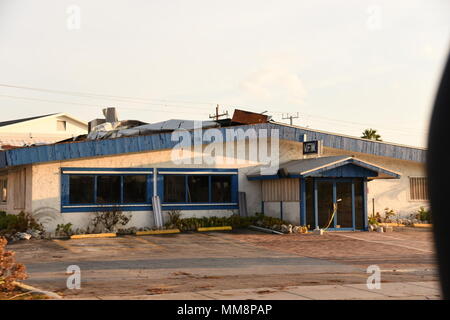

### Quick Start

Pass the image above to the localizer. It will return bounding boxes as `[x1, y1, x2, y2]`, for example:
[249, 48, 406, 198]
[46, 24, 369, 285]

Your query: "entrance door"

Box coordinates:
[317, 181, 334, 228]
[336, 182, 353, 228]
[307, 179, 362, 230]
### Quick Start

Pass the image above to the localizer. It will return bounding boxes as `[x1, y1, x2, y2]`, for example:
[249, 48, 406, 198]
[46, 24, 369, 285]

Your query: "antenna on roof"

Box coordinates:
[209, 104, 229, 121]
[282, 112, 299, 125]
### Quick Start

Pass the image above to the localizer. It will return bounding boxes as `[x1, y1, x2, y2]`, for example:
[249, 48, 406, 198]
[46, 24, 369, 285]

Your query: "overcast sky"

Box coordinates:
[0, 0, 449, 147]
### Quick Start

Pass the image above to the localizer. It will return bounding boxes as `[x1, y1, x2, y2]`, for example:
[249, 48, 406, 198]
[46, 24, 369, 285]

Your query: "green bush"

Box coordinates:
[0, 211, 43, 234]
[55, 223, 73, 237]
[170, 214, 288, 232]
[416, 207, 431, 222]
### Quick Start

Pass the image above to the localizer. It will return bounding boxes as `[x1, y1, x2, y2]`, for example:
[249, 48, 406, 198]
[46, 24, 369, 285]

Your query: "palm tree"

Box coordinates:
[361, 128, 382, 141]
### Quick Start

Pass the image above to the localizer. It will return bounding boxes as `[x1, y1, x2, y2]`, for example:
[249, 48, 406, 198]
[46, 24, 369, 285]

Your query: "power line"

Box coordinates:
[0, 82, 428, 136]
[0, 94, 211, 116]
[0, 83, 216, 110]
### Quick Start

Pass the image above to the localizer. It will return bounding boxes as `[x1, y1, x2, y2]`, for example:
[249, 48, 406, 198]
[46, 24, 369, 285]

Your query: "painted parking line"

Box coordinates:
[334, 233, 434, 254]
[52, 239, 78, 253]
[130, 236, 165, 250]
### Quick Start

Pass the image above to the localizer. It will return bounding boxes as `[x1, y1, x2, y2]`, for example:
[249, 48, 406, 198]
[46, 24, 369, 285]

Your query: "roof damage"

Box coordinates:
[0, 108, 427, 168]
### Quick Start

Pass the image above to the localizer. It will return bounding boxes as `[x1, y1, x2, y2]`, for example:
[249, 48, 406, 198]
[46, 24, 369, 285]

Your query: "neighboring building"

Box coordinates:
[0, 110, 427, 232]
[0, 113, 88, 150]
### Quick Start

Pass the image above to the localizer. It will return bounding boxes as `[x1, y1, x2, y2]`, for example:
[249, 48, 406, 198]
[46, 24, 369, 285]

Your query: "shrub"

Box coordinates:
[0, 211, 43, 234]
[91, 209, 132, 233]
[173, 214, 288, 232]
[165, 210, 182, 229]
[0, 237, 27, 292]
[55, 223, 73, 237]
[383, 208, 396, 222]
[416, 207, 431, 222]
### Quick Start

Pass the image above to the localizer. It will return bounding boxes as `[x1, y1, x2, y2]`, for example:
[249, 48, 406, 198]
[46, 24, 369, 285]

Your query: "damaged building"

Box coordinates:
[0, 108, 427, 231]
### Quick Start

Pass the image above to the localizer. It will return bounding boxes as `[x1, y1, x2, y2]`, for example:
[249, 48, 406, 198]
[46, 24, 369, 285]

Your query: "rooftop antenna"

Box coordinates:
[209, 104, 229, 121]
[282, 112, 299, 125]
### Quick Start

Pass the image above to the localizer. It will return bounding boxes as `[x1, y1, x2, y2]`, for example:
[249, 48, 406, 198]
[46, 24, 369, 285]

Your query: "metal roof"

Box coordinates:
[0, 122, 426, 169]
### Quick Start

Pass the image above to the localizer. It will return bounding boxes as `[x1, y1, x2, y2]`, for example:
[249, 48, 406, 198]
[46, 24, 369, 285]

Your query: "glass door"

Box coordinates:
[336, 182, 353, 228]
[317, 181, 334, 228]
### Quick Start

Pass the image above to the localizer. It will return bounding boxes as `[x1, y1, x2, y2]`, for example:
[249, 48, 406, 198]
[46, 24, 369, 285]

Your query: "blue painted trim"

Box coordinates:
[62, 205, 152, 213]
[61, 169, 154, 213]
[280, 201, 283, 221]
[248, 159, 399, 181]
[161, 204, 238, 211]
[157, 168, 238, 173]
[313, 179, 318, 229]
[0, 122, 425, 170]
[62, 167, 153, 172]
[324, 228, 355, 231]
[300, 178, 306, 225]
[363, 179, 369, 230]
[158, 169, 239, 210]
[332, 182, 337, 228]
[351, 182, 356, 230]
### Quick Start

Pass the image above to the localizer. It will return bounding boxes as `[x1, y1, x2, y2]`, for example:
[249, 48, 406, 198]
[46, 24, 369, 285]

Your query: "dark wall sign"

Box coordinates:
[303, 141, 319, 154]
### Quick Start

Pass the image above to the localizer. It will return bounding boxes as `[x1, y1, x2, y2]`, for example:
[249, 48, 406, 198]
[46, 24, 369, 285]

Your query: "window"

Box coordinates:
[0, 176, 7, 203]
[57, 120, 67, 131]
[161, 171, 237, 206]
[211, 176, 231, 203]
[187, 176, 209, 202]
[409, 177, 428, 201]
[97, 176, 121, 203]
[164, 175, 186, 202]
[124, 175, 147, 203]
[63, 170, 152, 211]
[69, 176, 94, 204]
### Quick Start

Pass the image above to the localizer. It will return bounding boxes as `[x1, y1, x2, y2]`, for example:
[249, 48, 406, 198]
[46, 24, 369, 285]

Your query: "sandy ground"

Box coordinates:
[7, 228, 439, 299]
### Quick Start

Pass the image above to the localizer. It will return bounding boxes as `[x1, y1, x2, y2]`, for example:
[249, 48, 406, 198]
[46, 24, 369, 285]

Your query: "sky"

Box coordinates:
[0, 0, 449, 147]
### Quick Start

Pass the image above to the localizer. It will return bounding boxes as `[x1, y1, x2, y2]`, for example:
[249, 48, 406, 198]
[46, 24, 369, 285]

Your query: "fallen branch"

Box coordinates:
[249, 225, 284, 235]
[12, 281, 62, 300]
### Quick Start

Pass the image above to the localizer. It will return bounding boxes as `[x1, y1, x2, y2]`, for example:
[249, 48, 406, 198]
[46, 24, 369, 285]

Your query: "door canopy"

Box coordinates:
[247, 156, 401, 180]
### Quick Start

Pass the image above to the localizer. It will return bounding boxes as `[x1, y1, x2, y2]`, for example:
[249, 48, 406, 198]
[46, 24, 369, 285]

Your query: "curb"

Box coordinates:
[70, 233, 117, 239]
[197, 226, 232, 232]
[136, 229, 180, 235]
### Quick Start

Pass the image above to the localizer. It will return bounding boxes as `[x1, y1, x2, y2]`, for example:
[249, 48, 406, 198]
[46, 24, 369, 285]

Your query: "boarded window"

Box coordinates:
[262, 178, 299, 202]
[409, 177, 428, 201]
[13, 169, 26, 209]
[0, 176, 7, 203]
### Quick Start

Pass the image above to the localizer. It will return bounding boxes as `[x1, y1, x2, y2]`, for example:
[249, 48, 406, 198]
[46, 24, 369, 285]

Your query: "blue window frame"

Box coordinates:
[156, 168, 239, 210]
[61, 168, 153, 212]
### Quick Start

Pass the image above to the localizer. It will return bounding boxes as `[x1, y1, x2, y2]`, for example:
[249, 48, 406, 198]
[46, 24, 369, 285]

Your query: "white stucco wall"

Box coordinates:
[29, 138, 301, 231]
[4, 135, 427, 231]
[323, 147, 429, 218]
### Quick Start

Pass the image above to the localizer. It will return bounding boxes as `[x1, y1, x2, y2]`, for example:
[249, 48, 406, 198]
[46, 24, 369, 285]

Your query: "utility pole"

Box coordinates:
[209, 104, 229, 121]
[282, 112, 299, 125]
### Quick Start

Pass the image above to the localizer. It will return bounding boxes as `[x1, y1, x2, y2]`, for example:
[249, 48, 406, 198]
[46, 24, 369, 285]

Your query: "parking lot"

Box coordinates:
[8, 228, 440, 299]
